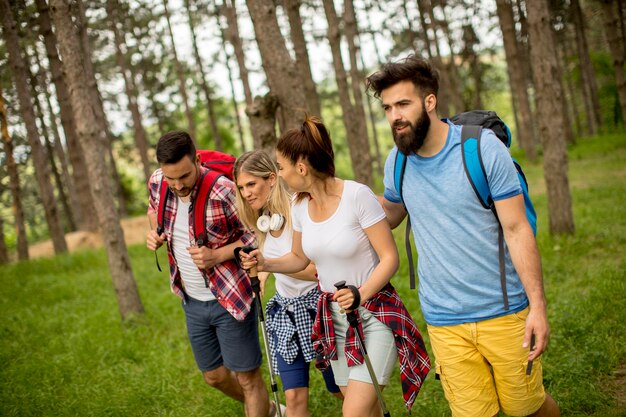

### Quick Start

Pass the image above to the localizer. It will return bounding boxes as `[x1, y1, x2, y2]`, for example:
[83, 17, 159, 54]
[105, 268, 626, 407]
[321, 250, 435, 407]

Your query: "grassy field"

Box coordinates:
[1, 133, 625, 416]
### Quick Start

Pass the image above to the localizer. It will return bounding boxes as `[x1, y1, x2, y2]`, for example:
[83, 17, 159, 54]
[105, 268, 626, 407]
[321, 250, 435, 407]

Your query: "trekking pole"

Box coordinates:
[335, 281, 390, 417]
[237, 246, 283, 417]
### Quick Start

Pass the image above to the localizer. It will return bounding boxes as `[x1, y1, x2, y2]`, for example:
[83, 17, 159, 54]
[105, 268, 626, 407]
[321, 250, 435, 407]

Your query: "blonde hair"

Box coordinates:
[234, 150, 293, 248]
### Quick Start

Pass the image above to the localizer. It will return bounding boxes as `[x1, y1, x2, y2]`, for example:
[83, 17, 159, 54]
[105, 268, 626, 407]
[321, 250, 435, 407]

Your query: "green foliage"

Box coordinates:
[1, 133, 625, 415]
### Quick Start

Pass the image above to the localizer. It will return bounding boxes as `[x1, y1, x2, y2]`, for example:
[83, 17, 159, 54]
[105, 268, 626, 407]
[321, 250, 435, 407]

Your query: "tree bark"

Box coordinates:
[1, 0, 68, 254]
[245, 0, 308, 133]
[49, 0, 144, 319]
[28, 65, 76, 232]
[571, 0, 602, 134]
[107, 0, 152, 183]
[163, 0, 198, 142]
[186, 0, 224, 151]
[35, 0, 96, 231]
[527, 0, 575, 234]
[245, 94, 279, 154]
[495, 0, 536, 159]
[0, 84, 29, 261]
[283, 0, 321, 117]
[322, 0, 373, 187]
[343, 0, 371, 166]
[599, 0, 626, 129]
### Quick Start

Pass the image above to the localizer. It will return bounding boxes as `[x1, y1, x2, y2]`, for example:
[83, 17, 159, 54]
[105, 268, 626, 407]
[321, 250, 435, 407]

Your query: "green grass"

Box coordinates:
[1, 133, 625, 416]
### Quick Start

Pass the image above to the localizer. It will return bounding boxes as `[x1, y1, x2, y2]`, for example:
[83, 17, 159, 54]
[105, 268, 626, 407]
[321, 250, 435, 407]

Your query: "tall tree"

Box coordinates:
[185, 0, 224, 150]
[49, 0, 144, 319]
[599, 0, 626, 129]
[283, 0, 321, 117]
[107, 0, 152, 183]
[527, 0, 575, 234]
[162, 0, 198, 141]
[571, 0, 602, 135]
[495, 0, 536, 159]
[245, 0, 308, 132]
[1, 0, 68, 254]
[322, 0, 373, 186]
[0, 84, 28, 261]
[35, 0, 97, 231]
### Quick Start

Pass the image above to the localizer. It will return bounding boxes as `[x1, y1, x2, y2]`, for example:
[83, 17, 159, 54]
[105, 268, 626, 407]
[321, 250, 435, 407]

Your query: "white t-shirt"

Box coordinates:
[292, 180, 386, 293]
[172, 198, 215, 301]
[263, 227, 318, 299]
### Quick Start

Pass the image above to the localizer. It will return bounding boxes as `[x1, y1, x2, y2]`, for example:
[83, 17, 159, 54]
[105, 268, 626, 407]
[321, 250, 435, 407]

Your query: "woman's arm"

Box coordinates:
[241, 230, 311, 274]
[334, 219, 399, 310]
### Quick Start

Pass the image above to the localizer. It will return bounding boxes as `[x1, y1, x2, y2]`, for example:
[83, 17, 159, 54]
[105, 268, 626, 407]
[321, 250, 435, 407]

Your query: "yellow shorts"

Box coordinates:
[427, 308, 546, 417]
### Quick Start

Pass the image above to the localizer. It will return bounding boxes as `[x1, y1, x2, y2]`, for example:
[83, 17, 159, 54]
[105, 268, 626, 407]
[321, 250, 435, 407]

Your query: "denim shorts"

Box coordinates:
[269, 306, 341, 393]
[182, 296, 261, 373]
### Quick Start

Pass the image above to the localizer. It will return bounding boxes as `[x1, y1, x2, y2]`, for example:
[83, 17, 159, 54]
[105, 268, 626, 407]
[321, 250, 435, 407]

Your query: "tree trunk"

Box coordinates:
[49, 0, 144, 319]
[1, 0, 68, 254]
[429, 0, 465, 114]
[35, 0, 96, 231]
[571, 0, 602, 134]
[186, 0, 224, 151]
[600, 0, 626, 129]
[245, 94, 279, 154]
[322, 0, 373, 187]
[0, 84, 29, 261]
[527, 0, 575, 234]
[495, 0, 536, 159]
[75, 0, 128, 217]
[215, 0, 248, 151]
[561, 35, 583, 137]
[107, 0, 152, 183]
[163, 0, 197, 142]
[28, 65, 76, 232]
[343, 0, 372, 168]
[246, 0, 308, 133]
[35, 48, 78, 222]
[0, 204, 7, 264]
[283, 0, 321, 117]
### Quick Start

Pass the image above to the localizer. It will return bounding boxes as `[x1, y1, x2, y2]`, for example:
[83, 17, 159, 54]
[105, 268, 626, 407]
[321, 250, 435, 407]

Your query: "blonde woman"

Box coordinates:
[240, 117, 430, 417]
[234, 150, 342, 417]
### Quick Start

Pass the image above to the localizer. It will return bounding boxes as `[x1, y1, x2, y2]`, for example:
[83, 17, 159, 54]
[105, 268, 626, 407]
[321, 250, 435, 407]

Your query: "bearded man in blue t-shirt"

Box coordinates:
[366, 56, 560, 417]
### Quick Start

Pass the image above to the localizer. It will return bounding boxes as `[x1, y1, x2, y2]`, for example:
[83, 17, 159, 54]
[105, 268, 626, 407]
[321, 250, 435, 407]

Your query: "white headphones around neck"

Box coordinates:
[257, 211, 285, 232]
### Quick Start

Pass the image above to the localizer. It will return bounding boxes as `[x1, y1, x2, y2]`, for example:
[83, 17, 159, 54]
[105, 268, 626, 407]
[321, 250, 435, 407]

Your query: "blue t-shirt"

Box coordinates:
[383, 120, 529, 326]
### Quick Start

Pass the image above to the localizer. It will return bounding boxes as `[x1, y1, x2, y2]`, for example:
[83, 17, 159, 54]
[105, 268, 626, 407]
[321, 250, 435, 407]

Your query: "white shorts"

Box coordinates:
[329, 303, 398, 386]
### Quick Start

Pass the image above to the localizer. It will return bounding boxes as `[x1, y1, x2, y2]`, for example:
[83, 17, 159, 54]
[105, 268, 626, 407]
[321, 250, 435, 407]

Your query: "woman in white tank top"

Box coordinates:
[234, 150, 343, 417]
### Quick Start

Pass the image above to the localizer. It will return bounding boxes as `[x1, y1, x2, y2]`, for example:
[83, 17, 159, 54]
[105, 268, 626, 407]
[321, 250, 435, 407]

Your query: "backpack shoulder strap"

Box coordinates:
[393, 150, 408, 203]
[157, 177, 170, 235]
[193, 169, 224, 247]
[461, 125, 510, 310]
[461, 125, 492, 209]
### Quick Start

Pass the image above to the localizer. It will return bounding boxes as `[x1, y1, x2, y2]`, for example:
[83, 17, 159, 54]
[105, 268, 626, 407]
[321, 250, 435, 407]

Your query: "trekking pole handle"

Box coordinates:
[334, 281, 359, 327]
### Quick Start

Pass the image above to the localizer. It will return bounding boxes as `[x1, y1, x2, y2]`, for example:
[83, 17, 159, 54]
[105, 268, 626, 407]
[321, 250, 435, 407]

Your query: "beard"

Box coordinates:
[392, 105, 431, 155]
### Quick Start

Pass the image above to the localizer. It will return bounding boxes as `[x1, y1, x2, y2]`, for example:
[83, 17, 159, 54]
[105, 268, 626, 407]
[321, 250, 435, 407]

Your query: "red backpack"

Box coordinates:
[155, 150, 236, 270]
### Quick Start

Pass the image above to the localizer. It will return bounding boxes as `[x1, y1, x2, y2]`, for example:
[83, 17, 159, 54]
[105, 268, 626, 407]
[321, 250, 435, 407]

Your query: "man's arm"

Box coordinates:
[378, 195, 408, 229]
[495, 194, 549, 361]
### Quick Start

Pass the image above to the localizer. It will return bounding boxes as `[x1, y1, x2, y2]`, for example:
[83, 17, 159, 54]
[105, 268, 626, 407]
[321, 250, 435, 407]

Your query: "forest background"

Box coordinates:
[0, 0, 625, 415]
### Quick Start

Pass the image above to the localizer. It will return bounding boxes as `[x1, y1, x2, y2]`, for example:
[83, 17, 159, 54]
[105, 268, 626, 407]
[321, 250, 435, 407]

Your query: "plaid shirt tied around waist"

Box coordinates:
[311, 283, 431, 411]
[148, 166, 257, 321]
[265, 287, 321, 374]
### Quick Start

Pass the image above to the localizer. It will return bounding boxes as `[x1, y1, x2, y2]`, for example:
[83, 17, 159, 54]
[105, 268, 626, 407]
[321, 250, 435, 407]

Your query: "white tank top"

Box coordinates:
[172, 198, 215, 301]
[263, 227, 318, 299]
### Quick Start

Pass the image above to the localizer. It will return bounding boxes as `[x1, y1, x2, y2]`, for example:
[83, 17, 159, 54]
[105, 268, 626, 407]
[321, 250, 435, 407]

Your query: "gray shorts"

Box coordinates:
[329, 303, 398, 386]
[182, 296, 262, 373]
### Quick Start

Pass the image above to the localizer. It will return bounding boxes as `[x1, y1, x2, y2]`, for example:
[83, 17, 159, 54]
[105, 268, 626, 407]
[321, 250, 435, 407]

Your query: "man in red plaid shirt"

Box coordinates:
[147, 131, 279, 417]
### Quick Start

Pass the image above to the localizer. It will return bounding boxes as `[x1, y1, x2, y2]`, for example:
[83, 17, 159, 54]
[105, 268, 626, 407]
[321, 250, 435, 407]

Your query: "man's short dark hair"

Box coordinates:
[156, 131, 196, 164]
[366, 55, 439, 99]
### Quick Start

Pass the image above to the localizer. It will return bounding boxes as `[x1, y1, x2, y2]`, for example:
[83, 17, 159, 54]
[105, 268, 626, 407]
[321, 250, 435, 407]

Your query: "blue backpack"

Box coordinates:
[393, 110, 537, 310]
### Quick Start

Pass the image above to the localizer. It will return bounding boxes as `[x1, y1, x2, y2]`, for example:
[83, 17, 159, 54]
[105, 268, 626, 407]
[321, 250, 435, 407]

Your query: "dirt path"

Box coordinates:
[28, 215, 150, 259]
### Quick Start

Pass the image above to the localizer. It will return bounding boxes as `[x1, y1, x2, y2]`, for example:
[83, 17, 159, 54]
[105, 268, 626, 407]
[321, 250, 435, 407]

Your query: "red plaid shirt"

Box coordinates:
[148, 166, 256, 321]
[312, 284, 431, 411]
